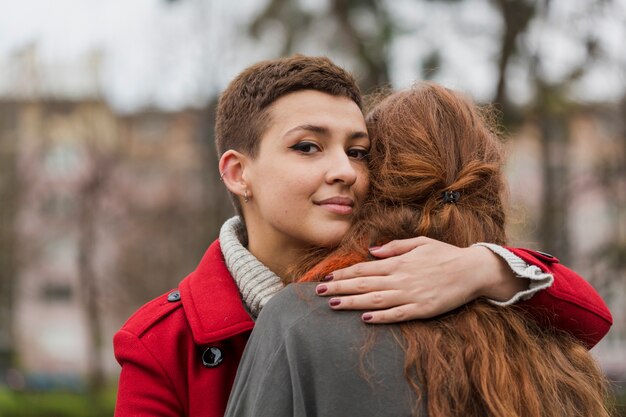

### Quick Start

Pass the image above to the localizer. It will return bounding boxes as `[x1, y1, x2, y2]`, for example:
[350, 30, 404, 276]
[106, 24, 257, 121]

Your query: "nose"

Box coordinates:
[325, 149, 358, 186]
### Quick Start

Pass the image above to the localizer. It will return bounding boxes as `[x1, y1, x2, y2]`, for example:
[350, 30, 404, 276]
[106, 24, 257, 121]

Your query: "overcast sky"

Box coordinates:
[0, 0, 624, 112]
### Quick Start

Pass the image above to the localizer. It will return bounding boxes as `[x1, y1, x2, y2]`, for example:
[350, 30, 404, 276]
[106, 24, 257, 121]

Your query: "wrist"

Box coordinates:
[468, 245, 525, 301]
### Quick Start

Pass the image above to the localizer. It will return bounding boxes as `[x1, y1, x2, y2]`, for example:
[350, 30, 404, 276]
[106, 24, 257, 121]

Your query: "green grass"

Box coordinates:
[0, 382, 623, 417]
[0, 386, 115, 417]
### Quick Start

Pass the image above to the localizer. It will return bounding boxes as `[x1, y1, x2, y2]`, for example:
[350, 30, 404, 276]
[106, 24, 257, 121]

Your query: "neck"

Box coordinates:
[245, 222, 308, 283]
[219, 216, 285, 318]
[248, 240, 305, 283]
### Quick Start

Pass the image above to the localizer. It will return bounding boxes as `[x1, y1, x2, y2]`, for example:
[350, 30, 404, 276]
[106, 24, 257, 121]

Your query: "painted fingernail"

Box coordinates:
[329, 298, 341, 307]
[316, 285, 328, 295]
[362, 313, 373, 322]
[322, 273, 334, 282]
[368, 246, 382, 252]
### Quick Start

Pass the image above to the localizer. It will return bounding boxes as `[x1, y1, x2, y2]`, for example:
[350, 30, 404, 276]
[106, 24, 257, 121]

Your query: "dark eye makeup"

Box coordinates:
[289, 141, 369, 161]
[288, 141, 321, 154]
[347, 148, 369, 160]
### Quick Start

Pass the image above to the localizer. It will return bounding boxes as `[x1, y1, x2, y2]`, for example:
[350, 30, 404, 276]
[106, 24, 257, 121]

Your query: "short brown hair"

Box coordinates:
[215, 55, 362, 158]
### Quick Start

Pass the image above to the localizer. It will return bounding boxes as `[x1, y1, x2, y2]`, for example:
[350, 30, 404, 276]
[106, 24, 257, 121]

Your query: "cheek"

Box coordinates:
[260, 174, 311, 211]
[281, 167, 321, 195]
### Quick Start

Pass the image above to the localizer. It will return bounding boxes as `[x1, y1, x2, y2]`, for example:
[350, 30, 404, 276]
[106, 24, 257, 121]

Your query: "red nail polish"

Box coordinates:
[321, 273, 334, 282]
[316, 285, 327, 295]
[329, 298, 341, 307]
[362, 313, 373, 321]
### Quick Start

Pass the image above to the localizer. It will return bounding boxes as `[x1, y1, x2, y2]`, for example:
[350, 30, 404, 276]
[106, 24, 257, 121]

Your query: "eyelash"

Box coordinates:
[347, 148, 369, 160]
[289, 141, 320, 154]
[289, 141, 370, 160]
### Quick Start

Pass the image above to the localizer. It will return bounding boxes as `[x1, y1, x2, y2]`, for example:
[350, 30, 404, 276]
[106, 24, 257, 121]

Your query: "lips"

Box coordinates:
[314, 196, 355, 215]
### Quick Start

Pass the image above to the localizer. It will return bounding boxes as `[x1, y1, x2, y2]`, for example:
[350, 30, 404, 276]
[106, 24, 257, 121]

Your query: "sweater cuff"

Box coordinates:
[472, 243, 554, 307]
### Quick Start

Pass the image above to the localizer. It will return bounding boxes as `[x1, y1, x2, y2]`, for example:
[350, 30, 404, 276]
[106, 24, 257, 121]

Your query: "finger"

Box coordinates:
[331, 258, 394, 281]
[326, 290, 404, 311]
[315, 276, 392, 297]
[369, 236, 433, 258]
[361, 304, 428, 324]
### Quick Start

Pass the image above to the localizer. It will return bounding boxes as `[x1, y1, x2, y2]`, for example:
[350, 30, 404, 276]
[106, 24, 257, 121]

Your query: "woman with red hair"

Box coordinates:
[225, 82, 612, 417]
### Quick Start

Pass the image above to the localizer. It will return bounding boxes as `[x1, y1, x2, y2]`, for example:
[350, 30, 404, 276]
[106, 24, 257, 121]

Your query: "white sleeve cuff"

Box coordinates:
[471, 243, 554, 307]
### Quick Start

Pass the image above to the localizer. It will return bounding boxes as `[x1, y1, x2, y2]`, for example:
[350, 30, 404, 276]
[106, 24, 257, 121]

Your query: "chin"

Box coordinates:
[310, 226, 349, 248]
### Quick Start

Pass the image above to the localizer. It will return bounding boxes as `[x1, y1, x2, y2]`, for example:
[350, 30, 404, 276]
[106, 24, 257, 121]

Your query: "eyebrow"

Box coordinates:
[283, 124, 369, 140]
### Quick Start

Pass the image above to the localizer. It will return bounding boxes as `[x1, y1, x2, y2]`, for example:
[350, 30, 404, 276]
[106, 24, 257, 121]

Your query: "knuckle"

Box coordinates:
[393, 307, 407, 321]
[371, 292, 385, 306]
[419, 297, 439, 317]
[356, 279, 370, 292]
[397, 256, 413, 266]
[330, 281, 342, 293]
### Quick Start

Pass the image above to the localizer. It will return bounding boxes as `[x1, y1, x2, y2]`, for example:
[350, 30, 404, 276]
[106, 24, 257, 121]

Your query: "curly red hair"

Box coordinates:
[294, 83, 611, 417]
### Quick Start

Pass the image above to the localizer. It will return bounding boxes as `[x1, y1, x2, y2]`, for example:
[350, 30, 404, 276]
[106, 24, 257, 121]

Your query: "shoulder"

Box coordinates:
[256, 283, 363, 345]
[263, 283, 319, 310]
[116, 289, 185, 339]
[252, 283, 325, 341]
[113, 288, 193, 379]
[259, 283, 330, 326]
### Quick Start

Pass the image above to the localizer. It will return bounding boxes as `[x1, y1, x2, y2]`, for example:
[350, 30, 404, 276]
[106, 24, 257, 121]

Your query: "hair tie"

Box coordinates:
[442, 191, 461, 204]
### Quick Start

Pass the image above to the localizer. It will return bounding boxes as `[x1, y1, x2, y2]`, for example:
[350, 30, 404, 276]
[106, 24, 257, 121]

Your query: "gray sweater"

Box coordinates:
[225, 283, 422, 417]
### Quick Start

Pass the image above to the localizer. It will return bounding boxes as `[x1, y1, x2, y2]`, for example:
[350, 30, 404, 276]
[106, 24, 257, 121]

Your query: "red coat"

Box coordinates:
[113, 241, 612, 417]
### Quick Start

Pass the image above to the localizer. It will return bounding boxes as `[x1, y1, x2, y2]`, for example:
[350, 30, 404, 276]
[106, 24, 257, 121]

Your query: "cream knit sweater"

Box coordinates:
[219, 217, 284, 318]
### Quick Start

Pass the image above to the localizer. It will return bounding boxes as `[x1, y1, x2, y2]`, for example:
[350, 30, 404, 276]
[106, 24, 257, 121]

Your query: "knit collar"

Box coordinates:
[219, 216, 285, 318]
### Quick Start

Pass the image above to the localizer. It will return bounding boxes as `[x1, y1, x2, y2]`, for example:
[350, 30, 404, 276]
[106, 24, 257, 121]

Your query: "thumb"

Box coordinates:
[369, 236, 432, 258]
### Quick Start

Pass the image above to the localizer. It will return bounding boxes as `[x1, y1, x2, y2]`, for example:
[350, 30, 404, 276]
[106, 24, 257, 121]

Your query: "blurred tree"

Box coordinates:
[491, 0, 536, 122]
[75, 108, 123, 394]
[0, 102, 18, 374]
[249, 0, 394, 92]
[196, 101, 235, 228]
[526, 1, 606, 264]
[617, 96, 626, 273]
[589, 95, 626, 302]
[76, 156, 109, 393]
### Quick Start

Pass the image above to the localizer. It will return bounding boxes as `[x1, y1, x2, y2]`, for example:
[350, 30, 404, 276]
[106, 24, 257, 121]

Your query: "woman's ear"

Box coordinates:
[219, 150, 249, 198]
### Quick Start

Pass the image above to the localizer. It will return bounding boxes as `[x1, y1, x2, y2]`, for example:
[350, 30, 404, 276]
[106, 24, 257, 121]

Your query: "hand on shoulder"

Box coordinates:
[315, 237, 523, 323]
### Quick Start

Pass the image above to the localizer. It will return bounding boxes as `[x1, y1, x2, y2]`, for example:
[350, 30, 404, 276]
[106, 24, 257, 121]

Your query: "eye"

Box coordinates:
[347, 147, 369, 160]
[289, 141, 321, 154]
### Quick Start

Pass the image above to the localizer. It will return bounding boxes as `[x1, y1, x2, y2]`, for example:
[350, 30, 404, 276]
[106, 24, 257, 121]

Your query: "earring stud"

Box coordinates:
[244, 190, 249, 203]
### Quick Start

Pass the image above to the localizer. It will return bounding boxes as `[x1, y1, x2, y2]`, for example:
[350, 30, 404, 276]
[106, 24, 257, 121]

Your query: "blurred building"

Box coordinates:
[0, 96, 231, 384]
